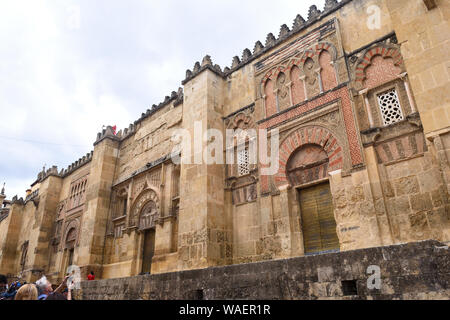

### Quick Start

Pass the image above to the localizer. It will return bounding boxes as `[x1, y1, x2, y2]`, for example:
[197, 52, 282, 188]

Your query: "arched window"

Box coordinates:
[290, 65, 305, 105]
[303, 57, 319, 97]
[319, 50, 337, 92]
[276, 72, 290, 111]
[364, 55, 401, 89]
[356, 46, 409, 128]
[264, 79, 276, 117]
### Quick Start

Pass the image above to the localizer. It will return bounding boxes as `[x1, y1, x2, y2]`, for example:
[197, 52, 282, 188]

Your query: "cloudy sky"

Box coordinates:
[0, 0, 325, 199]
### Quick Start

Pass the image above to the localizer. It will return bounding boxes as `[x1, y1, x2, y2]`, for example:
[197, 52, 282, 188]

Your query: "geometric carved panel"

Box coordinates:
[377, 88, 404, 126]
[238, 149, 250, 176]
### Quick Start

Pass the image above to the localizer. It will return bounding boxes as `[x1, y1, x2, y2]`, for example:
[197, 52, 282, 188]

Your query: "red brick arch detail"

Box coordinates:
[261, 43, 339, 95]
[285, 42, 337, 72]
[300, 49, 316, 64]
[262, 42, 338, 86]
[274, 126, 344, 187]
[355, 45, 403, 83]
[261, 70, 274, 86]
[229, 112, 255, 130]
[314, 42, 337, 60]
[272, 66, 288, 81]
[286, 58, 298, 70]
[262, 66, 289, 86]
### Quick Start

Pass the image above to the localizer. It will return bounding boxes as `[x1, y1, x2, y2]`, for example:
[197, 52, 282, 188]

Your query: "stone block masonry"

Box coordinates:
[76, 240, 449, 300]
[1, 0, 448, 286]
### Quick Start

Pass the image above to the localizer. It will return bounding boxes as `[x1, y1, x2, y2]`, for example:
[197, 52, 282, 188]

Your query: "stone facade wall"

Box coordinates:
[382, 146, 449, 242]
[115, 102, 182, 182]
[0, 203, 24, 276]
[1, 0, 449, 287]
[76, 240, 450, 300]
[385, 0, 449, 137]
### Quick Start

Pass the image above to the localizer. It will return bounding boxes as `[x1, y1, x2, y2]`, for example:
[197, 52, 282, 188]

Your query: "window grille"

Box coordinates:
[237, 148, 250, 176]
[377, 88, 404, 126]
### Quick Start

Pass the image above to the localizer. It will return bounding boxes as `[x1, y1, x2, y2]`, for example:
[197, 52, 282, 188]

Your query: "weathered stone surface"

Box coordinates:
[1, 0, 449, 288]
[74, 241, 449, 300]
[394, 176, 420, 196]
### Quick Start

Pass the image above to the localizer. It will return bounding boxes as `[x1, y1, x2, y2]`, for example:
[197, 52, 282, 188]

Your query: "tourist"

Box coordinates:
[1, 282, 18, 300]
[14, 284, 38, 300]
[87, 271, 95, 281]
[0, 274, 7, 295]
[36, 276, 53, 300]
[53, 275, 69, 293]
[0, 280, 23, 300]
[62, 288, 69, 299]
[51, 276, 73, 300]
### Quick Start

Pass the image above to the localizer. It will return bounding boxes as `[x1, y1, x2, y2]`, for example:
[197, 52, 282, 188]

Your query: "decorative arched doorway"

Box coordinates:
[131, 188, 160, 274]
[63, 227, 77, 273]
[286, 143, 340, 255]
[140, 200, 157, 274]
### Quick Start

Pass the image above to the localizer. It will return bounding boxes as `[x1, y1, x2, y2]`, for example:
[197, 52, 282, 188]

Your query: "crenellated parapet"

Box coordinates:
[133, 87, 184, 125]
[118, 123, 137, 140]
[205, 0, 348, 76]
[116, 87, 184, 141]
[94, 126, 121, 146]
[60, 151, 94, 177]
[36, 165, 61, 182]
[24, 189, 39, 204]
[31, 151, 94, 188]
[11, 195, 24, 205]
[182, 55, 225, 85]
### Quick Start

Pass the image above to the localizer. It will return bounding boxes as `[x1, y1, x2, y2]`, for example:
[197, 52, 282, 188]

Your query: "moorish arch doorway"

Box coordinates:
[286, 144, 340, 255]
[140, 201, 157, 274]
[131, 189, 160, 275]
[64, 227, 77, 273]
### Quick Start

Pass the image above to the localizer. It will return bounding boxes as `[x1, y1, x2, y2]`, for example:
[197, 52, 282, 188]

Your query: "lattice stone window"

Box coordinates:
[237, 148, 250, 176]
[377, 88, 404, 126]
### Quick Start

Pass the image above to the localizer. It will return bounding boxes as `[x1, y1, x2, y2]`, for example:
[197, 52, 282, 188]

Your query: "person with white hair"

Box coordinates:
[35, 276, 53, 300]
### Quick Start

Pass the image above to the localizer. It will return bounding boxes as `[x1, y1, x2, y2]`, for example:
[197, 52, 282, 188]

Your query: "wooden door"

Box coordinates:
[142, 230, 155, 274]
[299, 183, 339, 254]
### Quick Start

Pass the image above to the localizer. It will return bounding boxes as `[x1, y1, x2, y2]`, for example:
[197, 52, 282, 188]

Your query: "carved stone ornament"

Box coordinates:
[130, 189, 160, 229]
